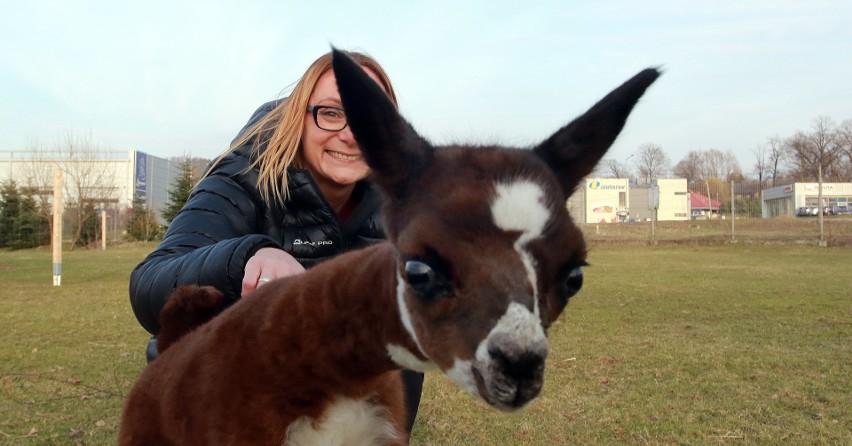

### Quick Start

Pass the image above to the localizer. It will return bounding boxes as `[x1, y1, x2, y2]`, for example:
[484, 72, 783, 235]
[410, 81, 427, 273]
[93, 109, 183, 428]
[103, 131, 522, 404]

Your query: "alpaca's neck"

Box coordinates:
[261, 243, 420, 382]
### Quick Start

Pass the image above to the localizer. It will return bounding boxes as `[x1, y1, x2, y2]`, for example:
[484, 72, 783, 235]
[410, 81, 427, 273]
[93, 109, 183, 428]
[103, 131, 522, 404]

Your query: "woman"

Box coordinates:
[128, 49, 423, 432]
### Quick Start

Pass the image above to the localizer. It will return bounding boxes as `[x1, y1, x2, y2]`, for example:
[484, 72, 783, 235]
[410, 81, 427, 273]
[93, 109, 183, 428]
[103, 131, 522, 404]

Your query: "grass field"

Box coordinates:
[580, 215, 852, 246]
[0, 241, 850, 445]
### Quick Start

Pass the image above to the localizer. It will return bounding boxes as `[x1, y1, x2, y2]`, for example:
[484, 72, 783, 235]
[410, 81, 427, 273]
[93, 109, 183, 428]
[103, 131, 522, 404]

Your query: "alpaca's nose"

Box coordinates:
[484, 331, 548, 408]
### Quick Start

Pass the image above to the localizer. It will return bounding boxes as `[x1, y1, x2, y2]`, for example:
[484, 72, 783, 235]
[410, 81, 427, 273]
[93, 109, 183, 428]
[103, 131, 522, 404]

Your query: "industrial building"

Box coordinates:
[0, 150, 181, 224]
[761, 182, 852, 218]
[567, 178, 689, 223]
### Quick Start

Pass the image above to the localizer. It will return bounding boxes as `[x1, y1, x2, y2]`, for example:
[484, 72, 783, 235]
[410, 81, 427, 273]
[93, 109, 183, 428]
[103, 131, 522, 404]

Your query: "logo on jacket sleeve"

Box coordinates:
[293, 239, 333, 246]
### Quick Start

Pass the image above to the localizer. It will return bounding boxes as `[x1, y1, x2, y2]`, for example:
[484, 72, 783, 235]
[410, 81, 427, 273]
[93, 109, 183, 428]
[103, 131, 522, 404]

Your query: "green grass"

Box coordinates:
[0, 244, 152, 445]
[1, 243, 850, 445]
[416, 244, 852, 445]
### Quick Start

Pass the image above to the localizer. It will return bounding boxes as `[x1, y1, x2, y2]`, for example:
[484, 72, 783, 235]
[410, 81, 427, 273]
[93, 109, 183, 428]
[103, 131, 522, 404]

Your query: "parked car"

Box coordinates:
[796, 206, 819, 217]
[830, 205, 851, 215]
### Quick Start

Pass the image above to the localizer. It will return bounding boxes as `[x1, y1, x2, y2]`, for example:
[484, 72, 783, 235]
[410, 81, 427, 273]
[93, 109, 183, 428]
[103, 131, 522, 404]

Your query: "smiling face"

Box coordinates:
[301, 68, 385, 194]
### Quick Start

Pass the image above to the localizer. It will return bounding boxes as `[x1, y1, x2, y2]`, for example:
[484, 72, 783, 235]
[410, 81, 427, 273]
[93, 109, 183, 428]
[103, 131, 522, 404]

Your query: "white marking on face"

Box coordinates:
[491, 180, 551, 316]
[386, 344, 439, 372]
[488, 302, 548, 354]
[395, 271, 429, 357]
[447, 358, 478, 397]
[492, 180, 550, 240]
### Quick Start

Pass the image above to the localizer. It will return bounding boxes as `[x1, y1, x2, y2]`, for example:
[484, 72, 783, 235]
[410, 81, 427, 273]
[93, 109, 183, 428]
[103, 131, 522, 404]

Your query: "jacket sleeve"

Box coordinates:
[128, 161, 280, 335]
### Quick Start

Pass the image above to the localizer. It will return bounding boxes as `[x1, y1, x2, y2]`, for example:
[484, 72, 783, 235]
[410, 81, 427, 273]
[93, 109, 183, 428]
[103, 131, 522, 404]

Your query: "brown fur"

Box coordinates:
[155, 285, 226, 353]
[120, 244, 415, 445]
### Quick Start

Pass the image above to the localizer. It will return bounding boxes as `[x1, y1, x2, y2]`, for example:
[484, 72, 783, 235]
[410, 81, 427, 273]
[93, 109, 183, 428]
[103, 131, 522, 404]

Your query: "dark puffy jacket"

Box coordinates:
[128, 101, 385, 335]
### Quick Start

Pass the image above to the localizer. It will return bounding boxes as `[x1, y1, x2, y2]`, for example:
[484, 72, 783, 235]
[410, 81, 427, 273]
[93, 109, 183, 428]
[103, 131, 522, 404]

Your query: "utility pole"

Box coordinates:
[101, 207, 107, 250]
[731, 180, 735, 242]
[817, 164, 826, 246]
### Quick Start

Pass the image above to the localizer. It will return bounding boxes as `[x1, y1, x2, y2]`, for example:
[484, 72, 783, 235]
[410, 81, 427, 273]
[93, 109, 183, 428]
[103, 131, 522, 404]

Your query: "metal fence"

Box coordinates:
[581, 181, 852, 247]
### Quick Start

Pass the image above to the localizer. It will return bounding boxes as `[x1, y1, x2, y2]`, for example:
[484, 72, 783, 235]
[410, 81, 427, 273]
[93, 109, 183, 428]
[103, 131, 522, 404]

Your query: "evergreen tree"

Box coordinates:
[0, 181, 20, 248]
[13, 185, 50, 249]
[127, 194, 162, 242]
[162, 158, 194, 224]
[76, 201, 100, 248]
[0, 181, 51, 249]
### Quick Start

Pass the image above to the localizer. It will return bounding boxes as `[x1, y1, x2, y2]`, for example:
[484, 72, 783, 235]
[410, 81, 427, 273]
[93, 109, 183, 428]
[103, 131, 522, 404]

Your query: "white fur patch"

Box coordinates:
[386, 343, 439, 372]
[285, 397, 401, 445]
[488, 302, 548, 353]
[491, 180, 549, 242]
[491, 180, 551, 317]
[395, 271, 429, 358]
[446, 358, 478, 397]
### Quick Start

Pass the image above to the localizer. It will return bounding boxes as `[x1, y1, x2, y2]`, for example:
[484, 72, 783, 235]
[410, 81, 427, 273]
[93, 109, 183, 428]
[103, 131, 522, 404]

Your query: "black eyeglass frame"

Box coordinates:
[306, 105, 348, 132]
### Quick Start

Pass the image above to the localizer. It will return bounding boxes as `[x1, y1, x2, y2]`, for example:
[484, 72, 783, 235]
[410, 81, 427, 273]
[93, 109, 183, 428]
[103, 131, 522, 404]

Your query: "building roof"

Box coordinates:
[690, 191, 721, 209]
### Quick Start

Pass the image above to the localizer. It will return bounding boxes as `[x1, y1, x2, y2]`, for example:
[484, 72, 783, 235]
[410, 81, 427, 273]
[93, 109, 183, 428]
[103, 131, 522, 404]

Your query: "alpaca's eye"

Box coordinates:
[405, 260, 435, 291]
[404, 259, 452, 301]
[558, 264, 586, 304]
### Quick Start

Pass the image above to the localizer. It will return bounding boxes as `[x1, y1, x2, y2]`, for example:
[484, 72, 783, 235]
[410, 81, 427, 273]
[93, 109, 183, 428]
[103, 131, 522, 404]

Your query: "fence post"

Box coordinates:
[101, 209, 107, 250]
[731, 180, 735, 243]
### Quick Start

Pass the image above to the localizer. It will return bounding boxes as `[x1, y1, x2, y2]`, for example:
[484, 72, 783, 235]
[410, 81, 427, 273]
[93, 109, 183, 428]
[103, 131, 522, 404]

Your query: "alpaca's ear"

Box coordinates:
[533, 68, 660, 199]
[332, 48, 433, 200]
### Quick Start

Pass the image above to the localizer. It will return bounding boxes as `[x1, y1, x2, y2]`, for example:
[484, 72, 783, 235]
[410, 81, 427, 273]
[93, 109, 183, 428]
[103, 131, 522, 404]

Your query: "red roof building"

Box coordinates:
[690, 191, 721, 210]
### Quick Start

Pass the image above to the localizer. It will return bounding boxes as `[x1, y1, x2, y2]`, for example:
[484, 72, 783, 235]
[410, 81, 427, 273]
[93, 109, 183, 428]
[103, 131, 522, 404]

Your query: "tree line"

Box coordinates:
[598, 116, 852, 189]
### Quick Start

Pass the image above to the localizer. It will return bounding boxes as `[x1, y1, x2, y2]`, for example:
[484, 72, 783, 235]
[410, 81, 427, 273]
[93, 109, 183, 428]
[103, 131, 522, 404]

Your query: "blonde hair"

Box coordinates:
[208, 50, 398, 204]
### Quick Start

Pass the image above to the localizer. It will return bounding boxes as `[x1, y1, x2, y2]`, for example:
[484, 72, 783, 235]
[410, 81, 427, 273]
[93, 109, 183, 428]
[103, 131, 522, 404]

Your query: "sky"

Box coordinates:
[2, 0, 851, 174]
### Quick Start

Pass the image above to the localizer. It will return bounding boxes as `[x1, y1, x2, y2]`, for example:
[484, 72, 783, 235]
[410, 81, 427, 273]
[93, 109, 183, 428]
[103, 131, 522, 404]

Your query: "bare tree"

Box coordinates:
[598, 158, 631, 178]
[18, 140, 56, 227]
[752, 144, 767, 188]
[21, 132, 120, 250]
[836, 119, 852, 181]
[785, 116, 844, 245]
[634, 143, 670, 184]
[673, 150, 704, 186]
[701, 149, 742, 182]
[785, 117, 843, 181]
[765, 136, 787, 187]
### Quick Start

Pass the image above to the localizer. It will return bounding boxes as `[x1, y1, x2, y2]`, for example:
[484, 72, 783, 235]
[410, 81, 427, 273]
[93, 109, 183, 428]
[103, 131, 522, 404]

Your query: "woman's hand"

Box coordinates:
[241, 247, 306, 296]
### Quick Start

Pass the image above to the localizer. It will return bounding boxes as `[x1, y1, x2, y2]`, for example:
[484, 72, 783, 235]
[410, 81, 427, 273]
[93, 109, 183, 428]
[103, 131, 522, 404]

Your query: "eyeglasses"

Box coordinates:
[306, 105, 348, 131]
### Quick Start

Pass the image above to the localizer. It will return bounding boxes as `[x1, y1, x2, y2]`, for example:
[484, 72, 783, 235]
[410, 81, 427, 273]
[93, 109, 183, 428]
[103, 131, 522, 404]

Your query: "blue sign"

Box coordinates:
[135, 151, 147, 198]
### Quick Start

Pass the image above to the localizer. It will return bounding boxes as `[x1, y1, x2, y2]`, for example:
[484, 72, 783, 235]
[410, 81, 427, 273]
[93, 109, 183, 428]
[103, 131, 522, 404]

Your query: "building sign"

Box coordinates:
[588, 180, 626, 190]
[804, 184, 834, 192]
[135, 151, 147, 198]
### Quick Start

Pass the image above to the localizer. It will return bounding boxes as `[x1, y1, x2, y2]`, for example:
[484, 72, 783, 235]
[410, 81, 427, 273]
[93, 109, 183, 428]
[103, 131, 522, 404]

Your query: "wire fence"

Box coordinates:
[580, 181, 852, 247]
[3, 180, 852, 249]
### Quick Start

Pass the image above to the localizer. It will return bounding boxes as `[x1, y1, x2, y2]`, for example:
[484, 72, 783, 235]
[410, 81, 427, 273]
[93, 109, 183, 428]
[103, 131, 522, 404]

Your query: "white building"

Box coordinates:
[761, 182, 852, 218]
[567, 178, 689, 223]
[568, 178, 629, 224]
[629, 179, 690, 221]
[0, 150, 181, 224]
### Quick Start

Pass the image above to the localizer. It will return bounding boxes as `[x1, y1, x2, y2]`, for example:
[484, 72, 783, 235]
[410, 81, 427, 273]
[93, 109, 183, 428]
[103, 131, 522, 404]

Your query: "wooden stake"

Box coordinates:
[52, 167, 63, 286]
